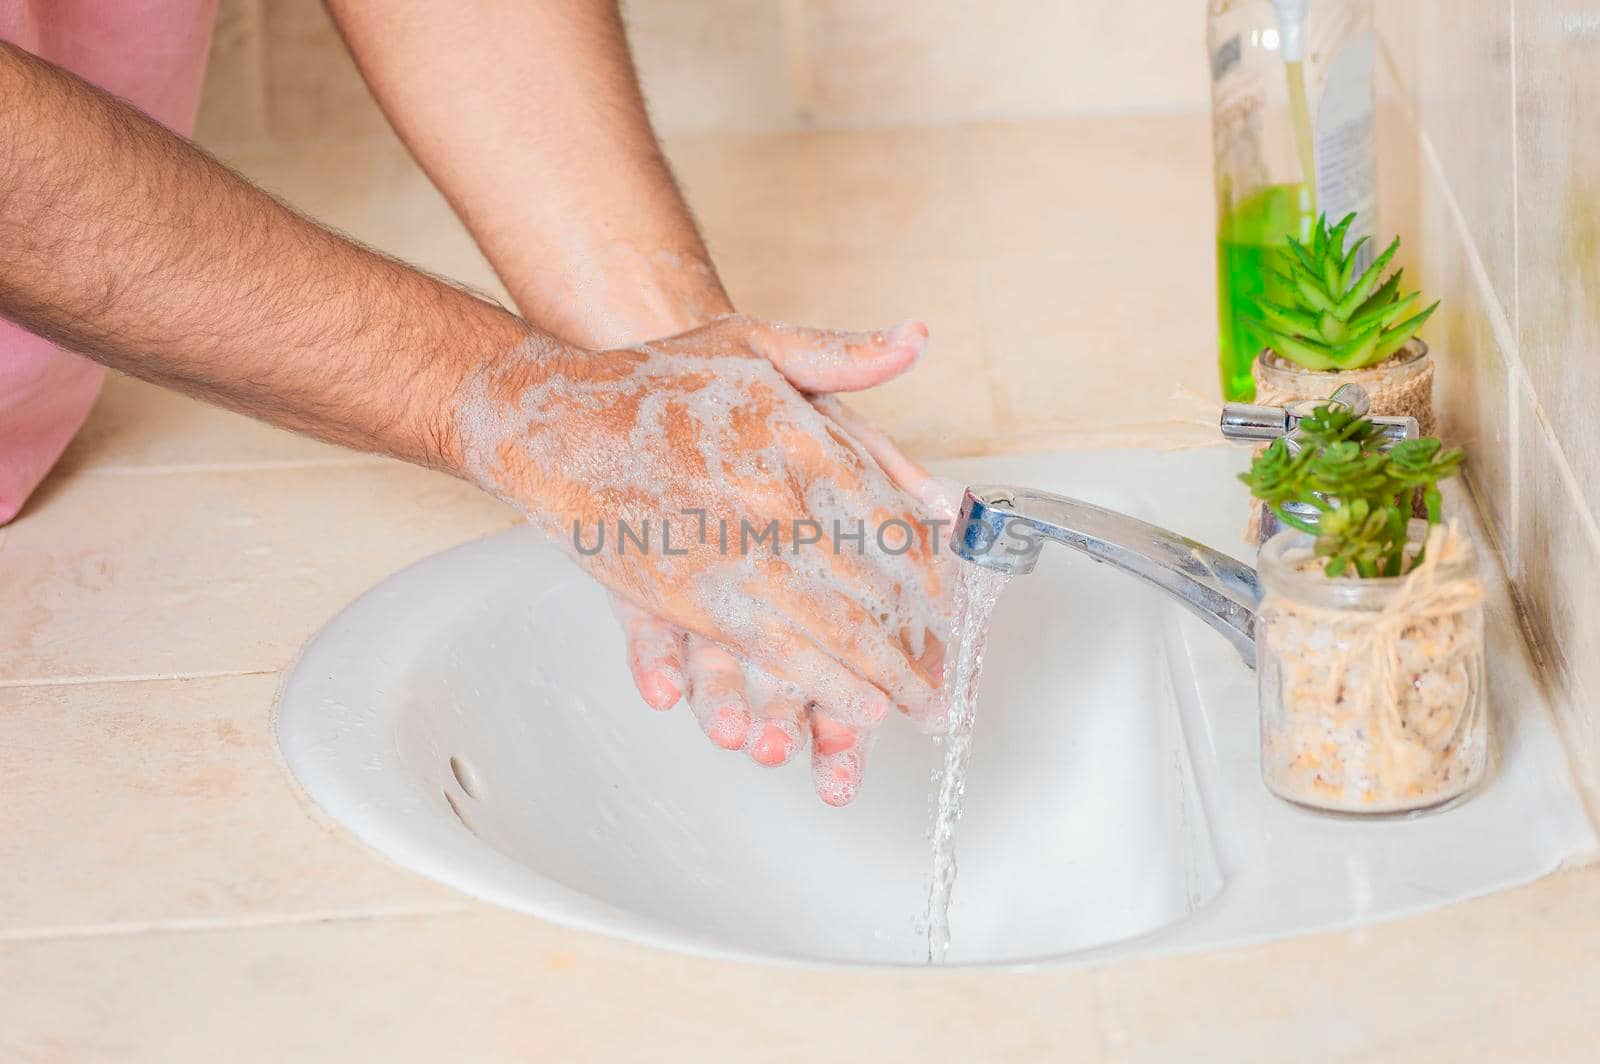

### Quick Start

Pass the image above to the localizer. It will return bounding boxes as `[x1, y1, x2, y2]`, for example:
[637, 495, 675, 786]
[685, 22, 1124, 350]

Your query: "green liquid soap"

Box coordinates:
[1216, 183, 1316, 401]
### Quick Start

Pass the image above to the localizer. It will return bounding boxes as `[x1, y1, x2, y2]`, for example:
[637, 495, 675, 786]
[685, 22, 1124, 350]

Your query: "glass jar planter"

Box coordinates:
[1255, 521, 1488, 813]
[1254, 338, 1435, 437]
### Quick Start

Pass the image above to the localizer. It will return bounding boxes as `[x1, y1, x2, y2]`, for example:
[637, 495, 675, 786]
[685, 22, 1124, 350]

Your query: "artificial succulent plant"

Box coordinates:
[1241, 404, 1465, 579]
[1256, 213, 1439, 372]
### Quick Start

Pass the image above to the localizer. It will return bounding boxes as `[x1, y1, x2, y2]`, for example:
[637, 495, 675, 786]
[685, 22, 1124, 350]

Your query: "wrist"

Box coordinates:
[423, 314, 557, 481]
[510, 249, 734, 350]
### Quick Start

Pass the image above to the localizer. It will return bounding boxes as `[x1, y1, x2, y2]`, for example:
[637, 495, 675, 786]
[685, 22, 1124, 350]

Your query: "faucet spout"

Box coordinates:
[951, 486, 1262, 669]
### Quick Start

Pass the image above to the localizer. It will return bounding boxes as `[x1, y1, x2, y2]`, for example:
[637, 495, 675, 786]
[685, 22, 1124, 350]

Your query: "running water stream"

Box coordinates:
[923, 563, 1009, 963]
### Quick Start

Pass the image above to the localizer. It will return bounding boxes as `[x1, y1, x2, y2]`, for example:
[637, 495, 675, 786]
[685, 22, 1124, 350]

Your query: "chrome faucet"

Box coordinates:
[951, 487, 1262, 669]
[1219, 383, 1417, 450]
[945, 384, 1418, 669]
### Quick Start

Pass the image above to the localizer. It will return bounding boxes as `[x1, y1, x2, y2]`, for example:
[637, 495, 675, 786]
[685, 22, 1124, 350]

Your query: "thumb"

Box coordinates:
[811, 395, 959, 520]
[756, 318, 928, 393]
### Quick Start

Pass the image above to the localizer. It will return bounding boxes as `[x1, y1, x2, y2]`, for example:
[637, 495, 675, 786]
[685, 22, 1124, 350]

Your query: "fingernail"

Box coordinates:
[751, 723, 796, 766]
[640, 670, 682, 710]
[813, 751, 862, 807]
[708, 704, 751, 750]
[886, 319, 928, 350]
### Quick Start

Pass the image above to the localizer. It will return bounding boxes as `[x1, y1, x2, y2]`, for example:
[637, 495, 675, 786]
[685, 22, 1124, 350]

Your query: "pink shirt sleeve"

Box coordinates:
[0, 0, 218, 523]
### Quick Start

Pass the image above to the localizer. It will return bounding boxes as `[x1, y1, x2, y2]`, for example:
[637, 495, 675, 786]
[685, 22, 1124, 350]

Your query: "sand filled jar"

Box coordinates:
[1254, 338, 1436, 437]
[1255, 521, 1488, 813]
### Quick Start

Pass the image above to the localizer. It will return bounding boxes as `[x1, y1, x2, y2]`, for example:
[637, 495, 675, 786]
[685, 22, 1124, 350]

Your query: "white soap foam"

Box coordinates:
[451, 319, 955, 727]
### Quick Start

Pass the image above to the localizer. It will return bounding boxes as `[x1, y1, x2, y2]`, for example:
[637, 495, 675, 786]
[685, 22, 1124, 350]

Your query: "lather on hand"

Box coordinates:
[325, 0, 963, 801]
[452, 315, 957, 805]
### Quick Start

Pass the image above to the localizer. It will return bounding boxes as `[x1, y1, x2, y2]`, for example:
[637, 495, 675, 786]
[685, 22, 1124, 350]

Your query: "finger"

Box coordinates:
[812, 395, 960, 520]
[755, 319, 928, 394]
[609, 595, 685, 711]
[811, 710, 872, 807]
[793, 418, 954, 717]
[745, 607, 896, 732]
[683, 636, 754, 751]
[758, 579, 934, 723]
[741, 668, 808, 768]
[645, 562, 898, 731]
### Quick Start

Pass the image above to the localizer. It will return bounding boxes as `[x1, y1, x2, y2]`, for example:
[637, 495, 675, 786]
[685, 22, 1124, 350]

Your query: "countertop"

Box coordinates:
[4, 115, 1599, 1062]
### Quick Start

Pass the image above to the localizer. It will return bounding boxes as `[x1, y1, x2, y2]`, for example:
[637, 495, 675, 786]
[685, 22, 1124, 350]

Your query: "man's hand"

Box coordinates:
[604, 366, 960, 806]
[452, 316, 957, 803]
[326, 2, 968, 800]
[607, 358, 961, 805]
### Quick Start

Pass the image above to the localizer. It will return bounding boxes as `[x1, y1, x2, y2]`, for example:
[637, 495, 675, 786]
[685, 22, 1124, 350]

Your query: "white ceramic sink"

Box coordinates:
[277, 448, 1594, 967]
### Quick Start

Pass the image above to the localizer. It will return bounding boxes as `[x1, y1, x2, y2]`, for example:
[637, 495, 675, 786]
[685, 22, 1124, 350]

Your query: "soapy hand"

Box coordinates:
[453, 315, 957, 804]
[607, 394, 959, 804]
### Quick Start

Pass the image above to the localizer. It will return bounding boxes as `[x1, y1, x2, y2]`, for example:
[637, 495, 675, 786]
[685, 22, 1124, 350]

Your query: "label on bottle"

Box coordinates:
[1312, 26, 1377, 266]
[1208, 27, 1270, 199]
[1211, 33, 1243, 82]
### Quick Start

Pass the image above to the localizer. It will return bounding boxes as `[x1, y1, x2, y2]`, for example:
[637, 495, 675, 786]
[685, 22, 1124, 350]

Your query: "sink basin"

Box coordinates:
[277, 447, 1595, 967]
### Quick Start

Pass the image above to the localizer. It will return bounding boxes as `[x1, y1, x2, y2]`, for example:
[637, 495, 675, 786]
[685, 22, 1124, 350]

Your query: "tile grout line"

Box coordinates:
[70, 455, 393, 477]
[0, 668, 281, 689]
[0, 901, 477, 945]
[1510, 0, 1520, 341]
[1514, 369, 1600, 558]
[1508, 0, 1522, 555]
[1415, 127, 1523, 561]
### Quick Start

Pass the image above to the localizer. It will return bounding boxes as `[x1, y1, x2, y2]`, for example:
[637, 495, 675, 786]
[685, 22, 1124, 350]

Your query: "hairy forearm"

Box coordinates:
[327, 0, 731, 350]
[0, 41, 533, 471]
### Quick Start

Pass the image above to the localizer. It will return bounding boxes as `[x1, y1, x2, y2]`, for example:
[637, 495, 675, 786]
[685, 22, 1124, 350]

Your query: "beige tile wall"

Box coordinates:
[791, 1, 1208, 125]
[1377, 1, 1600, 797]
[193, 0, 1206, 146]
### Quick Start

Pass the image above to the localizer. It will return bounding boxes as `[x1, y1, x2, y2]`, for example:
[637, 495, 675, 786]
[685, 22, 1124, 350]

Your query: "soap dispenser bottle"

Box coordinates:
[1208, 0, 1377, 401]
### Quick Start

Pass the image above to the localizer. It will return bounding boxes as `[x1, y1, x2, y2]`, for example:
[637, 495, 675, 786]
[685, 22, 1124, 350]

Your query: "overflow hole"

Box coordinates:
[449, 755, 481, 799]
[442, 788, 475, 834]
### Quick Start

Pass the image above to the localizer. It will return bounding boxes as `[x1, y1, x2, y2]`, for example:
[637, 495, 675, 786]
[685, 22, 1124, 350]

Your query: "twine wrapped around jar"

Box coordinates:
[1257, 522, 1488, 811]
[1252, 340, 1436, 437]
[1273, 524, 1480, 734]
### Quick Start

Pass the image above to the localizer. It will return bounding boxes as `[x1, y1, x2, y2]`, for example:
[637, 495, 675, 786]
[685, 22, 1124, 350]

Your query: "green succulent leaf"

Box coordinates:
[1387, 436, 1466, 489]
[1294, 404, 1381, 449]
[1252, 216, 1437, 373]
[1362, 301, 1440, 367]
[1339, 234, 1371, 291]
[1328, 212, 1356, 258]
[1255, 302, 1321, 336]
[1328, 324, 1381, 370]
[1291, 268, 1339, 315]
[1308, 441, 1391, 497]
[1333, 237, 1401, 318]
[1318, 311, 1348, 343]
[1239, 437, 1315, 506]
[1353, 267, 1404, 318]
[1286, 237, 1321, 278]
[1242, 403, 1466, 579]
[1267, 331, 1341, 370]
[1346, 289, 1420, 335]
